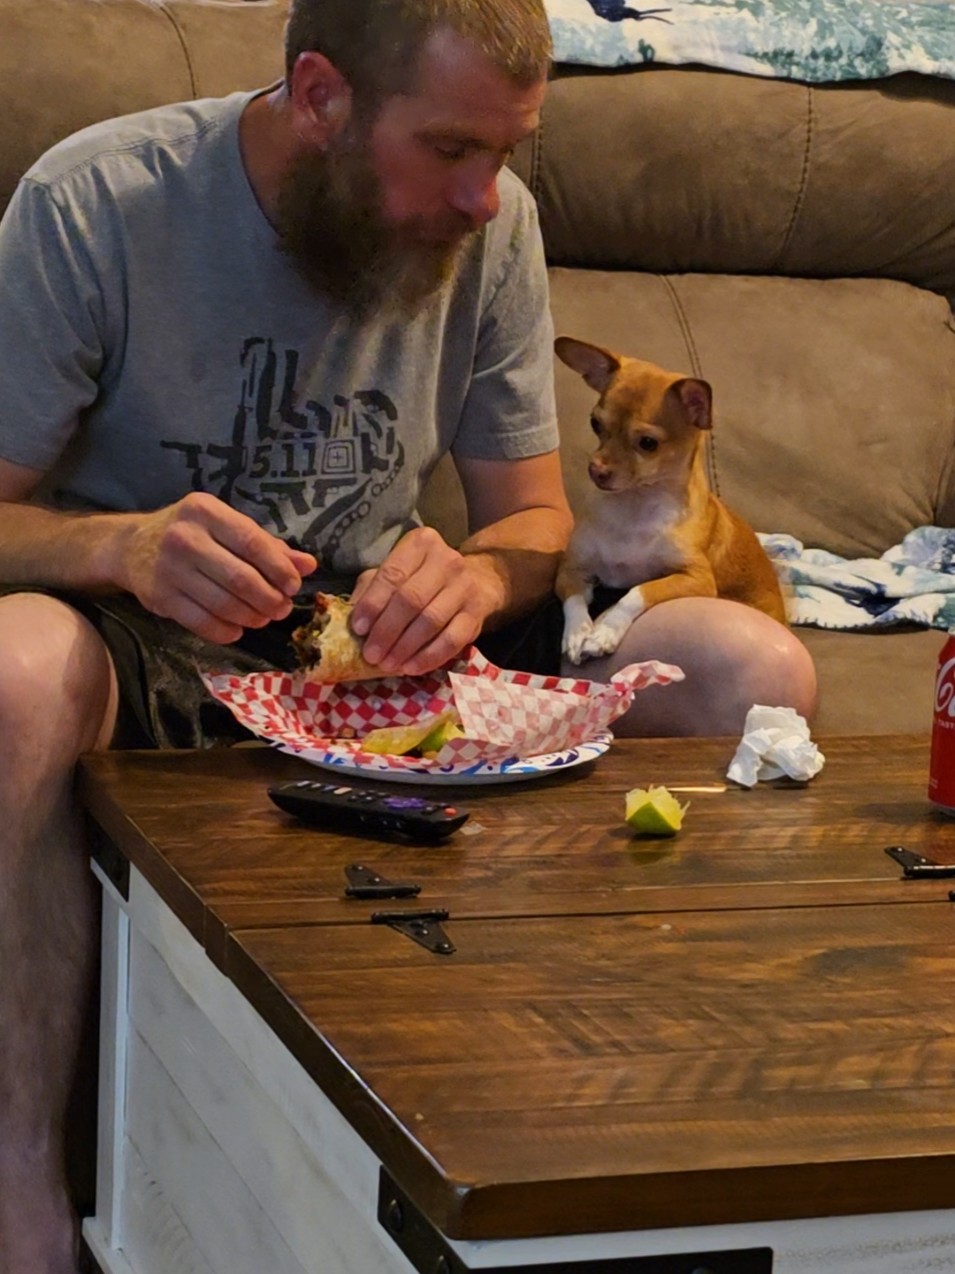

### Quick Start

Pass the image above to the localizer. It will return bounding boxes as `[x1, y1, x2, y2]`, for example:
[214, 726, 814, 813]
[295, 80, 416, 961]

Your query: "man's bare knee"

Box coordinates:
[0, 593, 119, 759]
[566, 597, 817, 738]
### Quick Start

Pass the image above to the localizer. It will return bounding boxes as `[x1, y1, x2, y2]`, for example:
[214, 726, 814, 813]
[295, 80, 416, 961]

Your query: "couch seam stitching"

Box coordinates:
[772, 83, 814, 270]
[660, 275, 720, 495]
[152, 1, 199, 99]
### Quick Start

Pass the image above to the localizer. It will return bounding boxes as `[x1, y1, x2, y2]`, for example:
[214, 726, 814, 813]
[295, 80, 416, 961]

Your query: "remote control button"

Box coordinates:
[333, 786, 351, 795]
[384, 796, 429, 810]
[444, 807, 457, 816]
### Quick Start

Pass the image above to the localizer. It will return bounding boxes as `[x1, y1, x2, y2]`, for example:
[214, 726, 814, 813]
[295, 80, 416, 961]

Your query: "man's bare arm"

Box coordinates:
[0, 457, 124, 589]
[455, 449, 573, 628]
[350, 450, 573, 674]
[0, 457, 317, 643]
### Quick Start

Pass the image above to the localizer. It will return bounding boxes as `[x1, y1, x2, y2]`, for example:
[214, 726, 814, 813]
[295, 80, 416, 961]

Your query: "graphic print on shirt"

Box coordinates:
[160, 337, 405, 564]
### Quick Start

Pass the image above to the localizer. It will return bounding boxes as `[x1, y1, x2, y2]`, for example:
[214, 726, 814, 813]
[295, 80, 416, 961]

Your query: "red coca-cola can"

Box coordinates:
[929, 631, 955, 813]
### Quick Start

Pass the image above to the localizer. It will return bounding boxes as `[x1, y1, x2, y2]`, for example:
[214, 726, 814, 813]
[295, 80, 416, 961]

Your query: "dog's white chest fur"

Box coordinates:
[572, 488, 686, 588]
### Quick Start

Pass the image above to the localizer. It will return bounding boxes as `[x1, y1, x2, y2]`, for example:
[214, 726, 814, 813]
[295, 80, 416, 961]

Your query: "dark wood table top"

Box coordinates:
[79, 734, 955, 1240]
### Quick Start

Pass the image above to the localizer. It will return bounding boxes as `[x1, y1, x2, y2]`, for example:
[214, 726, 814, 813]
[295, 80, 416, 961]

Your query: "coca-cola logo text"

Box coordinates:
[935, 656, 955, 716]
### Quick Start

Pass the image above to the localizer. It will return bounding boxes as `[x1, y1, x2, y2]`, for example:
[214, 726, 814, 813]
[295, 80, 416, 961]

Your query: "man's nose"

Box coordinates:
[447, 166, 501, 227]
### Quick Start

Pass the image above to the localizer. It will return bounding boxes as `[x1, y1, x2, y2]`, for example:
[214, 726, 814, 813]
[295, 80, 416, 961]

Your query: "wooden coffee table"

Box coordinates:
[77, 735, 955, 1274]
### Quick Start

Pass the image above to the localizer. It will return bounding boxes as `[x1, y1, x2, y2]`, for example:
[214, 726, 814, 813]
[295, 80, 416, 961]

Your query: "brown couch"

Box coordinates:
[3, 0, 954, 737]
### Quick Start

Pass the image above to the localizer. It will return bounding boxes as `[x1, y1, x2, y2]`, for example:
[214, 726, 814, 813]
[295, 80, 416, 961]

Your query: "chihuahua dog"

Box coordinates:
[555, 336, 786, 664]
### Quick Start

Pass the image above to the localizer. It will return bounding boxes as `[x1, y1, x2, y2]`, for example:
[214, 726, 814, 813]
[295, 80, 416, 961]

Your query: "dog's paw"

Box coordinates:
[562, 618, 594, 664]
[580, 627, 622, 659]
[581, 611, 632, 658]
[580, 593, 645, 659]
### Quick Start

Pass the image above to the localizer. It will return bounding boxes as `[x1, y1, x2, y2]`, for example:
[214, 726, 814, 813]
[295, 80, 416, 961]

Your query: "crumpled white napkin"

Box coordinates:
[727, 704, 825, 788]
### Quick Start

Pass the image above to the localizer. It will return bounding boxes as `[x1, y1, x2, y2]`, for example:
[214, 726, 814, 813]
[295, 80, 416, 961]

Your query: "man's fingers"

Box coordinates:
[344, 528, 491, 673]
[288, 548, 319, 579]
[350, 530, 440, 636]
[159, 589, 246, 645]
[188, 565, 293, 629]
[348, 568, 378, 614]
[186, 494, 310, 598]
[369, 580, 476, 671]
[398, 612, 482, 676]
[362, 580, 449, 666]
[158, 533, 291, 623]
[125, 495, 318, 638]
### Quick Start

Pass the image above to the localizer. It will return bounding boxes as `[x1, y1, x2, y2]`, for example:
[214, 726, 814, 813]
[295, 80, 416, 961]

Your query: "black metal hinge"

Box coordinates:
[378, 1170, 773, 1273]
[344, 862, 422, 900]
[372, 909, 455, 955]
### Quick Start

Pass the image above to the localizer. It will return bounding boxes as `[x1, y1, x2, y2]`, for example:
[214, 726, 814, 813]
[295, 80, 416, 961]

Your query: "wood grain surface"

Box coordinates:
[225, 898, 955, 1238]
[79, 735, 955, 946]
[78, 734, 955, 1239]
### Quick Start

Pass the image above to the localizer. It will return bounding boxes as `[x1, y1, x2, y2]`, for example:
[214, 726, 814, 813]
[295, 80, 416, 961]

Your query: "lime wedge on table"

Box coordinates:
[625, 785, 688, 836]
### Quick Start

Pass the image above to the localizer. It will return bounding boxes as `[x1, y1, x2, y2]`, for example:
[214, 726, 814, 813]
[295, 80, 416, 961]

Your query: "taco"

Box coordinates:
[291, 592, 384, 683]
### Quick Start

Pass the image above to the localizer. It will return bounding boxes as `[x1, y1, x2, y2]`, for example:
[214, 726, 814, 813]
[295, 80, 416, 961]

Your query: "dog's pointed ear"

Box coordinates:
[554, 336, 622, 394]
[672, 378, 712, 431]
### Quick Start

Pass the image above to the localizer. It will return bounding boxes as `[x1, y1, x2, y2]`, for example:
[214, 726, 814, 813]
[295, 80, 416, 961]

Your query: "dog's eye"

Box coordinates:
[590, 416, 602, 436]
[638, 436, 659, 452]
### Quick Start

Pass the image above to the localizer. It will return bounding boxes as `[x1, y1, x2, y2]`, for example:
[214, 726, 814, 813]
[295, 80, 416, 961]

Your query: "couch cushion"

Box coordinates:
[0, 0, 187, 214]
[162, 0, 288, 99]
[0, 0, 288, 216]
[547, 268, 955, 559]
[511, 66, 955, 297]
[800, 626, 944, 735]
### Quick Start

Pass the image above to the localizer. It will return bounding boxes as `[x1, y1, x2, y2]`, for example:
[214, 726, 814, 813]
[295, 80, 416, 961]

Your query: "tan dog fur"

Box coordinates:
[554, 336, 787, 664]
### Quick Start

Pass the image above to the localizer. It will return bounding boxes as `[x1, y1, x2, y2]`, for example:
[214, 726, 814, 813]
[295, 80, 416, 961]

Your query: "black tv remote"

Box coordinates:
[267, 779, 470, 842]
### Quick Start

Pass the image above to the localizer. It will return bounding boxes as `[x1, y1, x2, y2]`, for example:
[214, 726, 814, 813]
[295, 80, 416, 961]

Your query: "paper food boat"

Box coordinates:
[202, 647, 684, 777]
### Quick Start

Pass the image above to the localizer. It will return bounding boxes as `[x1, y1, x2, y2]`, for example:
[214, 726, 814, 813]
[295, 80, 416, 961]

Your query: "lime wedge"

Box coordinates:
[624, 785, 688, 836]
[419, 717, 465, 756]
[358, 710, 457, 757]
[358, 722, 437, 756]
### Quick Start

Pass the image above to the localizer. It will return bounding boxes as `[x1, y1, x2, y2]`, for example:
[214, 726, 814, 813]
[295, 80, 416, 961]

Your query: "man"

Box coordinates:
[0, 0, 814, 1269]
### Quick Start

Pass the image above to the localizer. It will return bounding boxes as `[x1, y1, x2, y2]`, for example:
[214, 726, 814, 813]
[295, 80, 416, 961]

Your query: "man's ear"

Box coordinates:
[288, 51, 353, 148]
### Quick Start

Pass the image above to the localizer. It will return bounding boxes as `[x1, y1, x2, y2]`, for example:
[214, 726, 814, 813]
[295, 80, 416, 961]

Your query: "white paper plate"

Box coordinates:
[275, 731, 613, 785]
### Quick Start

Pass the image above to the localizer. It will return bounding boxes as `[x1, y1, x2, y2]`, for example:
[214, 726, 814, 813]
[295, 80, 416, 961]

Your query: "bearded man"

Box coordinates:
[0, 0, 815, 1268]
[0, 2, 572, 1269]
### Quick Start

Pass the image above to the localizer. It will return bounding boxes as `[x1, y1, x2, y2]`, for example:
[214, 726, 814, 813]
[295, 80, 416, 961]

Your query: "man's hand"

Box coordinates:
[113, 492, 317, 643]
[349, 526, 504, 675]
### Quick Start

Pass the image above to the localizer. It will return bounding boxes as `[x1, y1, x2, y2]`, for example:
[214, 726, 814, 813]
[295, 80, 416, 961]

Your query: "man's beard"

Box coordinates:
[275, 128, 471, 321]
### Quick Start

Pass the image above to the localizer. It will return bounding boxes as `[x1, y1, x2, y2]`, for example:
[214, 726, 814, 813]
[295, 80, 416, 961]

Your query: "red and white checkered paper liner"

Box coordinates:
[201, 648, 684, 774]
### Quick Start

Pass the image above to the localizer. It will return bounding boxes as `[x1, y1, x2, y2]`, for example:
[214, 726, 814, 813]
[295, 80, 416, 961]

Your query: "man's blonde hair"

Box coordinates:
[284, 0, 552, 106]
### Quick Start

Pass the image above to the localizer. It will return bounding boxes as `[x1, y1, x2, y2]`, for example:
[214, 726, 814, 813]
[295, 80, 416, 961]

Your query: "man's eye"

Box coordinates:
[638, 436, 658, 452]
[435, 143, 468, 162]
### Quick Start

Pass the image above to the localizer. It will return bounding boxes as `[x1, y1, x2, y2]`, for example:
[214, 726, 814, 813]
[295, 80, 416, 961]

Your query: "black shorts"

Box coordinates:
[0, 587, 566, 750]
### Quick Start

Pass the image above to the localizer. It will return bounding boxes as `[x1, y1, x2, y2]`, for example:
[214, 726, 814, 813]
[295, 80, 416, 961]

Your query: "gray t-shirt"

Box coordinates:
[0, 90, 558, 580]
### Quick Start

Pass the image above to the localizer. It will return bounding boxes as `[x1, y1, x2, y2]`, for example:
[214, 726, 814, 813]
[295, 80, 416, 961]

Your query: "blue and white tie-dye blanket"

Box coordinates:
[546, 0, 955, 83]
[760, 528, 955, 631]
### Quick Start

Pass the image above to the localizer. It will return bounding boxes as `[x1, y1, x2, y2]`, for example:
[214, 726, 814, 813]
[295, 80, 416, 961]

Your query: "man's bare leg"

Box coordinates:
[564, 597, 817, 737]
[0, 595, 119, 1274]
